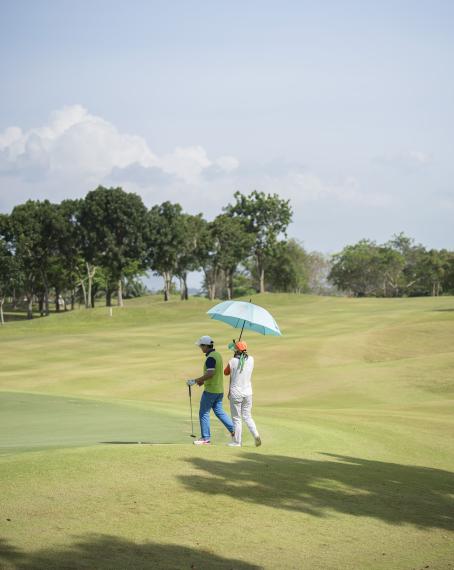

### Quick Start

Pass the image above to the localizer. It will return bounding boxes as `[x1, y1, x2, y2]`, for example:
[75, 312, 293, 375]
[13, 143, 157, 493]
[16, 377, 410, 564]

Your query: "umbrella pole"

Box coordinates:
[238, 320, 246, 341]
[238, 299, 251, 341]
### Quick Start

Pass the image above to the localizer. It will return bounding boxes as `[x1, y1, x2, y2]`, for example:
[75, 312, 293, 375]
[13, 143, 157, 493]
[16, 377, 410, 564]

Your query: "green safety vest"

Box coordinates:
[203, 350, 224, 394]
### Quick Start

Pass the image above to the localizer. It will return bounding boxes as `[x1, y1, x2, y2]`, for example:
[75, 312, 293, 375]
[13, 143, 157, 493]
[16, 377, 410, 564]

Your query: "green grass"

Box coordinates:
[1, 294, 453, 569]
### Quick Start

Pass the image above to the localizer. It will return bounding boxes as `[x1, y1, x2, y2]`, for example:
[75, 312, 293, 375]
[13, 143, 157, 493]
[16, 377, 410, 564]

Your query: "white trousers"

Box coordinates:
[230, 394, 259, 444]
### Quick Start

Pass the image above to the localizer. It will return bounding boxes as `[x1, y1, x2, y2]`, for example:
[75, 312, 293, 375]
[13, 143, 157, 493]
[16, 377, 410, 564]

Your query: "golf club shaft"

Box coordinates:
[188, 384, 195, 436]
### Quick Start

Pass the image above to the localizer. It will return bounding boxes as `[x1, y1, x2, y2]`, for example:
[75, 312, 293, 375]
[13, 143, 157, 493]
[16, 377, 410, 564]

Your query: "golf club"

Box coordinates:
[188, 384, 196, 438]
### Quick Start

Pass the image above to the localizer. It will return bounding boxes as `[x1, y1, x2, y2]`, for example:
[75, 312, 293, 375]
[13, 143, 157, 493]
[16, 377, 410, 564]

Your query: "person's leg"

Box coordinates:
[212, 393, 234, 434]
[229, 397, 243, 444]
[242, 395, 259, 438]
[199, 391, 216, 440]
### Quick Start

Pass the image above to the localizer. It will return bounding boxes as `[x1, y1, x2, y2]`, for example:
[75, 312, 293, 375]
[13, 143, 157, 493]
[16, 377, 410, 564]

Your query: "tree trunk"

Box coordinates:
[90, 288, 96, 308]
[163, 272, 172, 302]
[209, 282, 216, 301]
[71, 290, 75, 311]
[106, 289, 112, 307]
[227, 269, 234, 300]
[86, 263, 96, 309]
[55, 288, 60, 312]
[87, 267, 92, 308]
[117, 279, 124, 307]
[79, 277, 88, 308]
[45, 290, 49, 315]
[12, 288, 17, 310]
[224, 270, 230, 300]
[179, 276, 184, 300]
[184, 276, 189, 300]
[203, 267, 217, 300]
[41, 272, 50, 316]
[27, 294, 33, 320]
[259, 267, 265, 294]
[38, 295, 44, 316]
[179, 274, 189, 300]
[0, 298, 4, 325]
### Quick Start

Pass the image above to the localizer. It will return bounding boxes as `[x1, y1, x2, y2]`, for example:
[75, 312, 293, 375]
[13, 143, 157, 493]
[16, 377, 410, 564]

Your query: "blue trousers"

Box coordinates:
[199, 391, 234, 440]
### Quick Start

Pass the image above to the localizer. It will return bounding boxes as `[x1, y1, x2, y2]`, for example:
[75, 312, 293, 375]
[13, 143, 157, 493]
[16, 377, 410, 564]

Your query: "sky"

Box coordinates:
[1, 0, 453, 280]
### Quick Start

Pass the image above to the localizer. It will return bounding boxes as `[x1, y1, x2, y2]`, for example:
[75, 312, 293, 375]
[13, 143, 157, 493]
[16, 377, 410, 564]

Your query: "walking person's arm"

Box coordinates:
[193, 369, 214, 386]
[224, 361, 232, 399]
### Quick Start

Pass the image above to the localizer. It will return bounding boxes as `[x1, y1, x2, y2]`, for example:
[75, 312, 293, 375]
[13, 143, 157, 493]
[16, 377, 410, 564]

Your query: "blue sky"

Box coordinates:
[1, 0, 453, 267]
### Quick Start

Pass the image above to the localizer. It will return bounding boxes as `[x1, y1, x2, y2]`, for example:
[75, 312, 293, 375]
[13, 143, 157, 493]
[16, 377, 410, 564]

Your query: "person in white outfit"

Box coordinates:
[224, 341, 261, 447]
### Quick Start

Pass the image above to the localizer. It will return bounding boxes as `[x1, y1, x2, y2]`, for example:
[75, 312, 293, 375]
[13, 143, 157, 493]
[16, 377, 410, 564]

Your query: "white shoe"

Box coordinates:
[254, 435, 262, 447]
[228, 442, 241, 447]
[193, 438, 210, 445]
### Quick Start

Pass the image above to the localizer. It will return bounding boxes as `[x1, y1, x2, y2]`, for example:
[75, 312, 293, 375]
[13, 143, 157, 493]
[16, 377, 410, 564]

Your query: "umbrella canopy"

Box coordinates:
[207, 300, 282, 338]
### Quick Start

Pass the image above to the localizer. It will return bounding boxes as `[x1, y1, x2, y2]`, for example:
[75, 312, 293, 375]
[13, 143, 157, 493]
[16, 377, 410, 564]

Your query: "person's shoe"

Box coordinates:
[193, 438, 210, 445]
[254, 435, 262, 447]
[228, 442, 241, 447]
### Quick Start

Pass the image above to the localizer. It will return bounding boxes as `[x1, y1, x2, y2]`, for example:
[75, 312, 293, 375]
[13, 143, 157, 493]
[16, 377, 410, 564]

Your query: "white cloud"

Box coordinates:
[215, 155, 240, 172]
[259, 171, 392, 208]
[160, 145, 211, 183]
[375, 150, 432, 168]
[0, 105, 239, 199]
[406, 151, 431, 164]
[0, 106, 394, 247]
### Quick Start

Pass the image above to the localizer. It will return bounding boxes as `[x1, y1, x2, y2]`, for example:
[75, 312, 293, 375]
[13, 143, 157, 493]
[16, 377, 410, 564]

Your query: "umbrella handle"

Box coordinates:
[238, 319, 246, 341]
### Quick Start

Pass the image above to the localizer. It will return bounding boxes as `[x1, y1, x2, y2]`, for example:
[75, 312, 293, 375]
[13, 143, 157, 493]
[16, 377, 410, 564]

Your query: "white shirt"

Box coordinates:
[228, 355, 254, 398]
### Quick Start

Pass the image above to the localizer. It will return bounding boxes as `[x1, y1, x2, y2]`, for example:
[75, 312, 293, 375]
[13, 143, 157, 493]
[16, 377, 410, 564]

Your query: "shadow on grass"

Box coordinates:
[1, 308, 50, 322]
[1, 311, 35, 322]
[179, 453, 454, 530]
[0, 535, 261, 570]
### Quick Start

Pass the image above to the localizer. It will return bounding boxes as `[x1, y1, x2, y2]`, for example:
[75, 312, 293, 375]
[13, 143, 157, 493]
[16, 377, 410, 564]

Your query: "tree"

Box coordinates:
[377, 246, 405, 297]
[79, 187, 149, 307]
[147, 202, 186, 301]
[57, 199, 85, 310]
[418, 249, 450, 296]
[442, 252, 454, 294]
[175, 214, 207, 301]
[0, 227, 15, 325]
[225, 191, 292, 293]
[188, 217, 222, 301]
[8, 200, 63, 318]
[306, 251, 335, 295]
[265, 239, 309, 293]
[329, 240, 385, 296]
[210, 214, 254, 299]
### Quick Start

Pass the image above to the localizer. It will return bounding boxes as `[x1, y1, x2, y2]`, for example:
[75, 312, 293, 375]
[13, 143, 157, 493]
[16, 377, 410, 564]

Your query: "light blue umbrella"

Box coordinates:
[207, 300, 282, 339]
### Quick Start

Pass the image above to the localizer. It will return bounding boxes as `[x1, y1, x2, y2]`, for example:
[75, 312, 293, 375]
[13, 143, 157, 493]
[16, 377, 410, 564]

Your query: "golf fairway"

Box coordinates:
[0, 294, 453, 569]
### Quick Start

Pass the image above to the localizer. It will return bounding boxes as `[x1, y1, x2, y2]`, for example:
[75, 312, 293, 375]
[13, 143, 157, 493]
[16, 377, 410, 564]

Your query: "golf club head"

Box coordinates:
[190, 434, 196, 438]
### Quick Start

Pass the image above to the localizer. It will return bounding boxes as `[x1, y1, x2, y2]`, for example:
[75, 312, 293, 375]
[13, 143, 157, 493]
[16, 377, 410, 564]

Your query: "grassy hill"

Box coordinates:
[1, 294, 453, 569]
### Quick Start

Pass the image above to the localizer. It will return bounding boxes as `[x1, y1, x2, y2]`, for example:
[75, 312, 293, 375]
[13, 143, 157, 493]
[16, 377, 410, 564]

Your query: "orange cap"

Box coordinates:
[235, 341, 248, 352]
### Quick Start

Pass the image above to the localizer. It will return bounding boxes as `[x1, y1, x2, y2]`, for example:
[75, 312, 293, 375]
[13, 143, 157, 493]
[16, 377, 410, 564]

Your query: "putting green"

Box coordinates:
[0, 294, 453, 569]
[0, 392, 188, 455]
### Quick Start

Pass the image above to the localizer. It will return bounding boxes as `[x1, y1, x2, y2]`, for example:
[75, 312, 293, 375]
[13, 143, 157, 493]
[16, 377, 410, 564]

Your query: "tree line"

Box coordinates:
[329, 234, 454, 297]
[1, 185, 452, 323]
[0, 187, 304, 321]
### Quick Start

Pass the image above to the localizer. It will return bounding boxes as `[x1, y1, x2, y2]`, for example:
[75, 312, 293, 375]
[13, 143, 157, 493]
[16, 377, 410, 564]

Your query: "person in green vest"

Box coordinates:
[187, 335, 234, 445]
